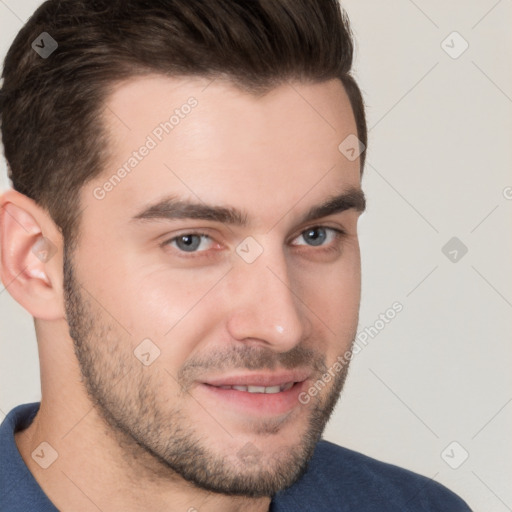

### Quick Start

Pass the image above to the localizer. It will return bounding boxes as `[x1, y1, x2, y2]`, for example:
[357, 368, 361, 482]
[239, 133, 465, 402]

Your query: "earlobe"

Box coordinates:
[0, 190, 64, 320]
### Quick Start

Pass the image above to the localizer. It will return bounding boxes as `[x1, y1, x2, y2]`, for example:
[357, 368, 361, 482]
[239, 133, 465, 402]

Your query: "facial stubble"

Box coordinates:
[62, 246, 354, 497]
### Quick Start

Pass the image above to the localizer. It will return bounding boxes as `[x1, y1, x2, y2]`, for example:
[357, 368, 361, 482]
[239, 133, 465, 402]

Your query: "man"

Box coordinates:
[0, 1, 472, 510]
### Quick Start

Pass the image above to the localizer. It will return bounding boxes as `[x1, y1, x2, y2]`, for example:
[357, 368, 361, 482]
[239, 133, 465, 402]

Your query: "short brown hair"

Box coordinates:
[0, 0, 367, 246]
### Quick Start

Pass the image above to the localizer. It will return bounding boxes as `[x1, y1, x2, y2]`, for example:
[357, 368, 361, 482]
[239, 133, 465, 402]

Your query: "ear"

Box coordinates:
[0, 189, 65, 320]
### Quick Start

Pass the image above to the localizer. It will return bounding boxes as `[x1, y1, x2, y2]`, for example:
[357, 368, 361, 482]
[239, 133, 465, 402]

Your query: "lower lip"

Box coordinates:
[198, 381, 307, 416]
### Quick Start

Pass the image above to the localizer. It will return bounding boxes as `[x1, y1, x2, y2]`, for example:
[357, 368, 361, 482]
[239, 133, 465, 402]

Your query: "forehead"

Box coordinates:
[84, 74, 361, 226]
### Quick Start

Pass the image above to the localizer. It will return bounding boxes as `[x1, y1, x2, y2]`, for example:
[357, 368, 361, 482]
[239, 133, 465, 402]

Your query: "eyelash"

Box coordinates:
[160, 226, 346, 258]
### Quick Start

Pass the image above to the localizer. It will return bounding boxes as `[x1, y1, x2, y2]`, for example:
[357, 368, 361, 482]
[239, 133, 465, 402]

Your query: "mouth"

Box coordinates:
[211, 382, 295, 394]
[197, 371, 311, 416]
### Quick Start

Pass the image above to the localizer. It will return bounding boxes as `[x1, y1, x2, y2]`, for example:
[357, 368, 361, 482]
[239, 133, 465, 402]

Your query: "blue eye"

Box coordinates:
[293, 227, 342, 247]
[303, 227, 327, 246]
[170, 234, 212, 252]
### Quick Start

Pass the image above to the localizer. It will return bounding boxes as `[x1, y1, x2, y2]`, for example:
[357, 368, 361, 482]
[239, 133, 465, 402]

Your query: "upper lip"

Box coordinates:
[202, 369, 312, 388]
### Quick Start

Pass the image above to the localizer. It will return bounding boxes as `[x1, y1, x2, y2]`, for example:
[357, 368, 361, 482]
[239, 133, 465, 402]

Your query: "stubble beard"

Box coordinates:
[62, 247, 354, 497]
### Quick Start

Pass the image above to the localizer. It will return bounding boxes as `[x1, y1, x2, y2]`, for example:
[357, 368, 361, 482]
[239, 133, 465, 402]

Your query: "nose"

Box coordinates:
[225, 246, 309, 352]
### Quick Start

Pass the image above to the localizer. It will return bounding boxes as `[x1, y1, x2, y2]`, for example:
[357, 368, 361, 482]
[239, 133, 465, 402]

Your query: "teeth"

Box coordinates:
[216, 382, 294, 393]
[247, 385, 265, 393]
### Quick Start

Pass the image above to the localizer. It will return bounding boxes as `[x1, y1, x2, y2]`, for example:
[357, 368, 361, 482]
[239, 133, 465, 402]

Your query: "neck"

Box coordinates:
[14, 365, 271, 512]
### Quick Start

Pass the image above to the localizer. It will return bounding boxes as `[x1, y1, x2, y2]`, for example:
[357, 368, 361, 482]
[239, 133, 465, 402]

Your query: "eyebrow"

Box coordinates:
[131, 187, 366, 227]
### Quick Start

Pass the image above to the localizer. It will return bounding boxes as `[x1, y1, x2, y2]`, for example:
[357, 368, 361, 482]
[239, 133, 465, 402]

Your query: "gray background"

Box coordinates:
[1, 1, 511, 510]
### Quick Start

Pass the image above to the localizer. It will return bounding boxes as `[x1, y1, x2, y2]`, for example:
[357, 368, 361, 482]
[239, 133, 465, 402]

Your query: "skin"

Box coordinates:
[0, 75, 364, 512]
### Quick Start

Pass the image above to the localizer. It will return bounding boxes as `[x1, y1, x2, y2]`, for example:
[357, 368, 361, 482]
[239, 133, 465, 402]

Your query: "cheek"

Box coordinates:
[292, 251, 361, 339]
[295, 248, 361, 301]
[323, 271, 360, 330]
[106, 264, 228, 344]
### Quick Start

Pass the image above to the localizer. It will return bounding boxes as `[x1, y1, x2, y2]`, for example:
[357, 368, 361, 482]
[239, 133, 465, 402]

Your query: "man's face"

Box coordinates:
[64, 75, 364, 496]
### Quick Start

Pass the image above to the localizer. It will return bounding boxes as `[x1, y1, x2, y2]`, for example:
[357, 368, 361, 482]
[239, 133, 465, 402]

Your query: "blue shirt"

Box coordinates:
[1, 402, 472, 511]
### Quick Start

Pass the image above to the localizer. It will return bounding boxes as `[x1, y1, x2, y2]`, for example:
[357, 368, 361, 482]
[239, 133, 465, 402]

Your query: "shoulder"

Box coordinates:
[1, 402, 58, 512]
[271, 440, 472, 512]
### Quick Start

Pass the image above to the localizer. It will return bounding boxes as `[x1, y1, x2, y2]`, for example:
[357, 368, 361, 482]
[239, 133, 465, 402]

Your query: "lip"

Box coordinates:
[196, 370, 312, 416]
[202, 369, 312, 388]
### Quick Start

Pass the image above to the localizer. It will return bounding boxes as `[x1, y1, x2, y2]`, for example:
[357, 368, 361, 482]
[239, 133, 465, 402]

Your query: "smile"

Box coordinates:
[212, 382, 295, 393]
[197, 372, 311, 416]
